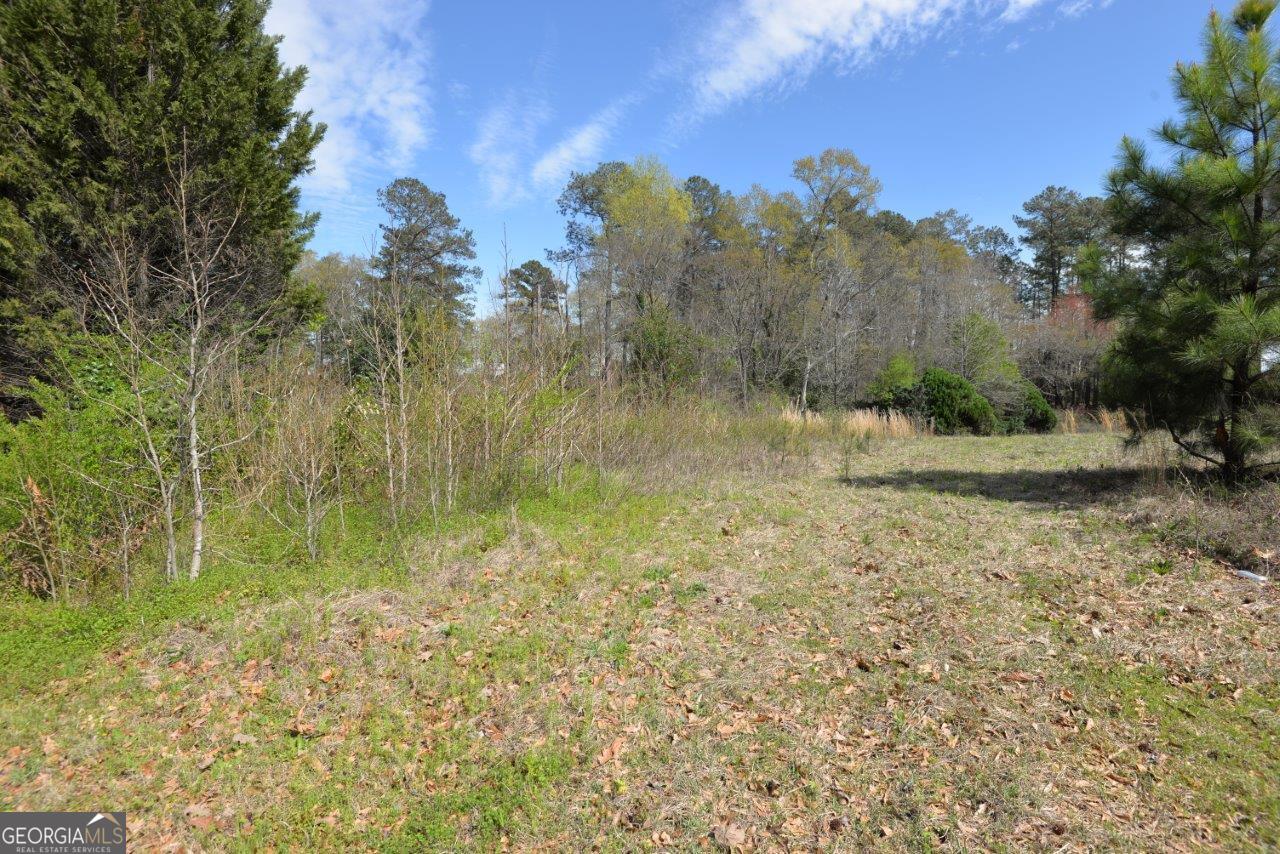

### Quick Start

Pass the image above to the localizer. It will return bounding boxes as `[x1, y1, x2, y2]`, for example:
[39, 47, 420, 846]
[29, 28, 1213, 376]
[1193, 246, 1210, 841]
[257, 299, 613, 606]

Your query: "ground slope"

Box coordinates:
[2, 434, 1278, 851]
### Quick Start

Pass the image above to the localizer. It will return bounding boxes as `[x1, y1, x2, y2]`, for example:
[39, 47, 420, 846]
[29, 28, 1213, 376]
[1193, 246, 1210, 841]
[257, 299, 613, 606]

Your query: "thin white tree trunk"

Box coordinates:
[186, 339, 205, 580]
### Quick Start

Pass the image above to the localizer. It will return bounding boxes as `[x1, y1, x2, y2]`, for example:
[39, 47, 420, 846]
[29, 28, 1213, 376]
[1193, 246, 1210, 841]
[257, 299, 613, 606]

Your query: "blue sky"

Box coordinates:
[265, 0, 1217, 311]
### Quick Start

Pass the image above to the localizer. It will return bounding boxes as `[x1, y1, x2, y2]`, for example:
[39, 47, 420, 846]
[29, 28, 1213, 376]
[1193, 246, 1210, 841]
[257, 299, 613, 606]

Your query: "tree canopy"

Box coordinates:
[372, 178, 479, 324]
[0, 0, 323, 408]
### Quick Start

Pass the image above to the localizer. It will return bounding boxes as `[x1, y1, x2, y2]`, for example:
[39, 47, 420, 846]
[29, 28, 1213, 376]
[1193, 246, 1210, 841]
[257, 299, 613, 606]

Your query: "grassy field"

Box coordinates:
[2, 432, 1278, 850]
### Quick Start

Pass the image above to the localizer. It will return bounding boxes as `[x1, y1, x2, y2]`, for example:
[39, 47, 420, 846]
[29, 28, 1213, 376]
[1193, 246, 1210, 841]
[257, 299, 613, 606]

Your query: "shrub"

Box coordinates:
[625, 303, 699, 392]
[0, 368, 160, 600]
[998, 380, 1058, 434]
[942, 312, 1059, 434]
[1017, 382, 1058, 433]
[910, 368, 998, 436]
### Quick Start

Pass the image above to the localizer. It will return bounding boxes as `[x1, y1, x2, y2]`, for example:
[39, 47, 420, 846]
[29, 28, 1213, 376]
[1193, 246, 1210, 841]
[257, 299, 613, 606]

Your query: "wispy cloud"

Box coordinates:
[680, 0, 1071, 123]
[1000, 0, 1048, 22]
[531, 101, 631, 190]
[470, 91, 553, 207]
[1059, 0, 1112, 18]
[265, 0, 434, 199]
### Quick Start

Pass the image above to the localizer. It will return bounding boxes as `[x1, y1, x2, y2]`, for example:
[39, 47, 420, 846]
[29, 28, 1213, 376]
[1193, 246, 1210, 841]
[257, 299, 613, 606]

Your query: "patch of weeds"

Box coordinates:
[643, 564, 674, 583]
[1123, 557, 1175, 584]
[1016, 570, 1069, 601]
[1123, 567, 1147, 585]
[749, 590, 803, 614]
[476, 517, 510, 553]
[767, 504, 804, 525]
[674, 581, 708, 605]
[597, 632, 631, 667]
[391, 745, 573, 849]
[489, 631, 549, 667]
[1066, 663, 1280, 846]
[0, 482, 661, 698]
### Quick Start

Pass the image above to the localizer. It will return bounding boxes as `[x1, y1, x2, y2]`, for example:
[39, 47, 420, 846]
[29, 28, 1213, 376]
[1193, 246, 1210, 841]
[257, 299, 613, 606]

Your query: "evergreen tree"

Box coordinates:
[1086, 0, 1280, 481]
[556, 161, 631, 255]
[504, 259, 563, 313]
[677, 176, 736, 319]
[371, 178, 478, 324]
[869, 210, 915, 244]
[0, 0, 324, 403]
[1014, 186, 1100, 313]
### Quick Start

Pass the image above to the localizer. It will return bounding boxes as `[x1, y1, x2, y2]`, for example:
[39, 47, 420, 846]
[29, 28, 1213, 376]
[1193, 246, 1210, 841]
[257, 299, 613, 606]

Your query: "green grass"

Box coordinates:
[1, 433, 1278, 850]
[0, 470, 667, 698]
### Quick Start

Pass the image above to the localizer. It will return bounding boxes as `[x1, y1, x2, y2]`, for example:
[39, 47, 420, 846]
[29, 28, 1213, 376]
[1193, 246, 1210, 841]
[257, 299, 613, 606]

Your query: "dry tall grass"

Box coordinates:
[839, 408, 921, 440]
[779, 406, 922, 440]
[1098, 408, 1128, 433]
[1055, 408, 1130, 434]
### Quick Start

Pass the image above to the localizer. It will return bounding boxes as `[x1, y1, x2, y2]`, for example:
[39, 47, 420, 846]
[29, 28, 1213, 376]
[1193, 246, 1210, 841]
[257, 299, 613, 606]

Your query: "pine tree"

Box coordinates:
[371, 178, 479, 325]
[1086, 0, 1280, 481]
[0, 0, 324, 400]
[504, 260, 563, 314]
[1013, 186, 1100, 313]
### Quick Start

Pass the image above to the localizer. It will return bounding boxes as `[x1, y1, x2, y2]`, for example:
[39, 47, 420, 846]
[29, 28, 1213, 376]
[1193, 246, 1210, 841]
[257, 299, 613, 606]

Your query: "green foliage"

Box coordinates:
[605, 157, 693, 234]
[626, 302, 699, 392]
[0, 0, 323, 392]
[1086, 0, 1280, 479]
[867, 353, 917, 408]
[0, 343, 168, 599]
[791, 148, 881, 250]
[944, 313, 1057, 434]
[1007, 381, 1058, 434]
[372, 178, 479, 324]
[503, 259, 564, 312]
[948, 314, 1017, 389]
[1235, 0, 1278, 30]
[910, 368, 998, 436]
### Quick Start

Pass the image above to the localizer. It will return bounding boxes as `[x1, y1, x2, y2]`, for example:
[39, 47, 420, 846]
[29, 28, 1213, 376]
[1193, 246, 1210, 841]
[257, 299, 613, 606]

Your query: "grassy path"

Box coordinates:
[2, 434, 1278, 850]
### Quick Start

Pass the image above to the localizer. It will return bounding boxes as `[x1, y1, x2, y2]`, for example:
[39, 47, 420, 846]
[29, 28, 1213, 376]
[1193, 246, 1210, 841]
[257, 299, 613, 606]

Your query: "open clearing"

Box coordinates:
[2, 433, 1278, 851]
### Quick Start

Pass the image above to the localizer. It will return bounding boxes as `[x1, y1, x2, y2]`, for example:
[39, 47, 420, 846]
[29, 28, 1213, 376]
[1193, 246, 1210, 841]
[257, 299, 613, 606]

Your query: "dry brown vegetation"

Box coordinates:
[780, 406, 924, 441]
[1129, 479, 1280, 581]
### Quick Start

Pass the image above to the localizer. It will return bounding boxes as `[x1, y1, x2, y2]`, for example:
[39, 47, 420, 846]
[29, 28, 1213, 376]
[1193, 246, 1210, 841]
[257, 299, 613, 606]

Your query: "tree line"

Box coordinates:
[289, 156, 1117, 418]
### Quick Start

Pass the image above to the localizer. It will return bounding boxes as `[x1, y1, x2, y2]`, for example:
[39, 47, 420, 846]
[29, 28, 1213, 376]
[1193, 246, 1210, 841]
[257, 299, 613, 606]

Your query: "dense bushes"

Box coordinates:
[866, 358, 1058, 436]
[1013, 381, 1058, 433]
[0, 351, 164, 599]
[912, 368, 999, 435]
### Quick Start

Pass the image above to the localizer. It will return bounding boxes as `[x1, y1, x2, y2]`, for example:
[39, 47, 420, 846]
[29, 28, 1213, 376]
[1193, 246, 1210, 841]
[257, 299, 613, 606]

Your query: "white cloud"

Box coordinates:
[470, 91, 552, 206]
[683, 0, 1071, 120]
[265, 0, 434, 198]
[1000, 0, 1047, 22]
[531, 102, 629, 189]
[1059, 0, 1112, 18]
